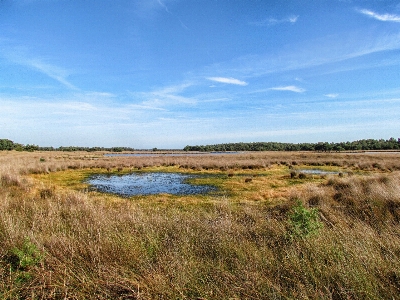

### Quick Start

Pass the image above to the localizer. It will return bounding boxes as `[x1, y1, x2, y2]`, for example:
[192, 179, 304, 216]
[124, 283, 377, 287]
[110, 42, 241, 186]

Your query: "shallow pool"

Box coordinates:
[296, 169, 340, 175]
[86, 172, 217, 196]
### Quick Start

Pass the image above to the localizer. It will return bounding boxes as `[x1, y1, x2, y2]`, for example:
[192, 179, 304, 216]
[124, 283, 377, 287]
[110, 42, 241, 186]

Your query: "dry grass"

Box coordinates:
[3, 150, 400, 174]
[1, 151, 400, 299]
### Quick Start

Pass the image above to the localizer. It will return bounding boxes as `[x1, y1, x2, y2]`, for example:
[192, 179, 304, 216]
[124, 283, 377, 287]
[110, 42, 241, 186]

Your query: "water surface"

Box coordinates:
[87, 172, 217, 196]
[296, 169, 340, 175]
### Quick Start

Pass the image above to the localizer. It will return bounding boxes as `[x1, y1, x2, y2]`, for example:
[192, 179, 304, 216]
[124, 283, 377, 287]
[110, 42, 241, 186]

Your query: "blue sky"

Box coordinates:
[1, 0, 400, 149]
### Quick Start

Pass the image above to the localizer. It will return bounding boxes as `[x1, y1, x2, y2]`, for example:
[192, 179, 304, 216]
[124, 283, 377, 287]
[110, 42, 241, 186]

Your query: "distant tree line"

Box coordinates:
[183, 138, 400, 152]
[0, 139, 40, 152]
[2, 138, 400, 152]
[0, 139, 134, 152]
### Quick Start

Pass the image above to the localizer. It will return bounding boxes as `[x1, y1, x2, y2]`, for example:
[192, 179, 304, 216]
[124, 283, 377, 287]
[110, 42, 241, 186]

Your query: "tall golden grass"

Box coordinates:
[0, 151, 400, 299]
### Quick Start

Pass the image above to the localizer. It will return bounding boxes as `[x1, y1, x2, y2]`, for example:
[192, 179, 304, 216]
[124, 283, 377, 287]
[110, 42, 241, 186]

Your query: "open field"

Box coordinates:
[1, 151, 400, 299]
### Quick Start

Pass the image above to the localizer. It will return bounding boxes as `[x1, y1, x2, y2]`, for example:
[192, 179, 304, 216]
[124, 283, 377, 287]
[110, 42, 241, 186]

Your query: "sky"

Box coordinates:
[1, 0, 400, 149]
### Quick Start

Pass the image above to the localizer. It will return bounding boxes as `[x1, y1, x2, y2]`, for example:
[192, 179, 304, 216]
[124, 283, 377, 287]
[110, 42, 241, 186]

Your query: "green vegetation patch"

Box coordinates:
[288, 200, 323, 239]
[32, 167, 134, 191]
[31, 164, 344, 204]
[5, 239, 44, 285]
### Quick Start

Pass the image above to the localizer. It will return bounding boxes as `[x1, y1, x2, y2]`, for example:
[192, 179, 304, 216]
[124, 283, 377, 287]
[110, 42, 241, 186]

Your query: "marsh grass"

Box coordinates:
[1, 151, 400, 298]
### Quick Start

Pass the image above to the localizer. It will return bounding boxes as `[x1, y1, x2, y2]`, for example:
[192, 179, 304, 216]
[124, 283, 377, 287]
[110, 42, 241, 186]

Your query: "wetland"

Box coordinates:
[1, 150, 400, 299]
[86, 172, 218, 196]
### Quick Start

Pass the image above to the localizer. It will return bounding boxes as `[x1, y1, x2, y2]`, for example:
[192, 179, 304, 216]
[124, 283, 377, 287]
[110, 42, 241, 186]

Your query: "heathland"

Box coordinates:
[1, 150, 400, 299]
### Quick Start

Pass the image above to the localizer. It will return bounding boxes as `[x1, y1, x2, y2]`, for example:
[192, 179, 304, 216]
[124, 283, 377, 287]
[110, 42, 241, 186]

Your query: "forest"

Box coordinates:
[184, 137, 400, 152]
[1, 137, 400, 152]
[0, 139, 134, 152]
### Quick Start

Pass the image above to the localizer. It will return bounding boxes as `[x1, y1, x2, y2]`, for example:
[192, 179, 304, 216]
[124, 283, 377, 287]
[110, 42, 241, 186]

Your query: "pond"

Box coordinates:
[295, 169, 341, 175]
[86, 172, 218, 197]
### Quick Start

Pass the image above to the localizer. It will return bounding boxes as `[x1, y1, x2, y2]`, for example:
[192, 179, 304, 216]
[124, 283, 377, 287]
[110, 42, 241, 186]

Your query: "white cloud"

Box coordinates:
[61, 102, 97, 111]
[205, 29, 400, 82]
[359, 9, 400, 22]
[84, 92, 116, 98]
[269, 86, 305, 93]
[202, 97, 230, 103]
[157, 0, 170, 13]
[155, 82, 193, 94]
[133, 83, 197, 109]
[250, 15, 299, 26]
[135, 0, 189, 29]
[207, 77, 248, 86]
[324, 93, 339, 98]
[151, 84, 195, 104]
[28, 59, 77, 90]
[128, 104, 167, 111]
[1, 44, 77, 90]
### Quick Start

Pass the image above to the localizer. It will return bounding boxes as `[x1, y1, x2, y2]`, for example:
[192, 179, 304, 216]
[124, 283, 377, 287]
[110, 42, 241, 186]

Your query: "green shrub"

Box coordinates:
[7, 239, 43, 271]
[288, 200, 322, 238]
[5, 239, 44, 285]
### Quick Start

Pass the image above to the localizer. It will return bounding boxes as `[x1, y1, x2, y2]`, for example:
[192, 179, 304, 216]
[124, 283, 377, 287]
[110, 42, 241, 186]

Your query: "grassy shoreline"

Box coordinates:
[1, 151, 400, 299]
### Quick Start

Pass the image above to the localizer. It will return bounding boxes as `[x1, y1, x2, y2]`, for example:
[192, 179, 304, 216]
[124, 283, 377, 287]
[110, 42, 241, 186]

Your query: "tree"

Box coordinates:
[0, 139, 15, 150]
[24, 144, 39, 152]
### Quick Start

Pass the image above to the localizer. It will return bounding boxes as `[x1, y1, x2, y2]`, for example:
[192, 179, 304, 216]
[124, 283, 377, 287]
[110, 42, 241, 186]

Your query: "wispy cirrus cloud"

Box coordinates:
[157, 0, 171, 13]
[134, 83, 197, 109]
[324, 93, 339, 98]
[269, 86, 305, 93]
[207, 77, 248, 86]
[250, 15, 299, 26]
[88, 91, 116, 97]
[1, 44, 77, 90]
[158, 0, 190, 30]
[210, 29, 400, 81]
[358, 9, 400, 22]
[60, 102, 97, 111]
[128, 104, 167, 111]
[31, 60, 77, 90]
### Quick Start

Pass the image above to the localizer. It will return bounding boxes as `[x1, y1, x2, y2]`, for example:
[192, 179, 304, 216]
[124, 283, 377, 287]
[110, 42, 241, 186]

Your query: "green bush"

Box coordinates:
[5, 239, 44, 285]
[10, 239, 43, 270]
[288, 200, 322, 238]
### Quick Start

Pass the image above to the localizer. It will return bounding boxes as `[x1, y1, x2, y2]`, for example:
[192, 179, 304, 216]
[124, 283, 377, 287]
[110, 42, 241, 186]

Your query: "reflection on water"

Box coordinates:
[87, 172, 217, 196]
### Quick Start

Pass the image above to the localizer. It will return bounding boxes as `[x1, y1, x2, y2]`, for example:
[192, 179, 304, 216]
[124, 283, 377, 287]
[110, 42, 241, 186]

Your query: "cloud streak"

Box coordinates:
[207, 77, 248, 86]
[134, 83, 197, 109]
[359, 9, 400, 22]
[212, 28, 400, 82]
[0, 44, 77, 90]
[324, 93, 339, 98]
[269, 86, 305, 93]
[250, 15, 299, 26]
[28, 59, 77, 90]
[157, 0, 171, 14]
